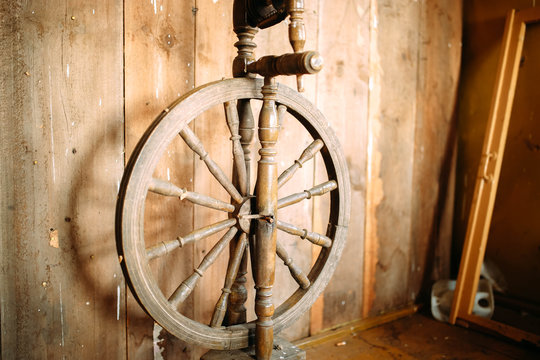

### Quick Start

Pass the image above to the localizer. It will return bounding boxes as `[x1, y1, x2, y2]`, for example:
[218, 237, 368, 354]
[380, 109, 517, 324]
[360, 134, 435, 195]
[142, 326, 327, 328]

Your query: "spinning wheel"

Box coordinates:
[116, 1, 350, 358]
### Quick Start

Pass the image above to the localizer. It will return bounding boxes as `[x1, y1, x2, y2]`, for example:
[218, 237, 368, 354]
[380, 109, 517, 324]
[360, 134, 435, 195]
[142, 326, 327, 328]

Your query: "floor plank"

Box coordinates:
[304, 313, 539, 359]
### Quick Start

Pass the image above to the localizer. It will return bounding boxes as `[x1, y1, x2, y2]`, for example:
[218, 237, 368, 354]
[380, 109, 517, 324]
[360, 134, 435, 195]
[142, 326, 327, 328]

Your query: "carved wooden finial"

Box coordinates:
[233, 0, 259, 77]
[288, 0, 306, 91]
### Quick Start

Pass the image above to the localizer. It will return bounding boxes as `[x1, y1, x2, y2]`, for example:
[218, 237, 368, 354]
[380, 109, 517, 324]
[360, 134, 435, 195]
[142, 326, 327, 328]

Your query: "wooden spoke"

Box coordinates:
[168, 227, 238, 308]
[224, 101, 248, 196]
[276, 220, 332, 248]
[210, 233, 248, 328]
[278, 180, 337, 209]
[146, 218, 237, 260]
[276, 242, 310, 289]
[277, 139, 324, 188]
[238, 99, 255, 192]
[179, 126, 243, 203]
[148, 178, 235, 212]
[277, 104, 287, 128]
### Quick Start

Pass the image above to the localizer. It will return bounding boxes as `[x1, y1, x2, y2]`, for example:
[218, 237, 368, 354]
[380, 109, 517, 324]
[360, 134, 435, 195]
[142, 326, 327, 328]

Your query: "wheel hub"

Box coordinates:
[235, 197, 253, 233]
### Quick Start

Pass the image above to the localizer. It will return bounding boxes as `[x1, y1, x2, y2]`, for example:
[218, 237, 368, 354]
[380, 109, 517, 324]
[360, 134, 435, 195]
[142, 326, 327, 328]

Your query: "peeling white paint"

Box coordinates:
[167, 168, 170, 181]
[59, 283, 65, 348]
[213, 0, 219, 3]
[153, 323, 165, 359]
[99, 98, 102, 107]
[116, 285, 120, 320]
[156, 87, 159, 99]
[48, 66, 56, 183]
[92, 9, 95, 14]
[66, 63, 69, 78]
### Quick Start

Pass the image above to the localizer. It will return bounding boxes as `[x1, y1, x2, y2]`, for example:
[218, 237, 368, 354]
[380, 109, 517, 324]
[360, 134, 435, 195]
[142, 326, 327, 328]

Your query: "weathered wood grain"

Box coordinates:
[192, 1, 237, 358]
[1, 1, 465, 356]
[409, 0, 462, 303]
[0, 0, 125, 358]
[124, 0, 196, 358]
[317, 0, 369, 329]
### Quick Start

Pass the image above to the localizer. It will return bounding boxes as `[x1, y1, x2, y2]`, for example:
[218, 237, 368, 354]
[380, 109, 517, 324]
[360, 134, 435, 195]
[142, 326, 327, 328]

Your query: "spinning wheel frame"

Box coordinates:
[117, 77, 350, 350]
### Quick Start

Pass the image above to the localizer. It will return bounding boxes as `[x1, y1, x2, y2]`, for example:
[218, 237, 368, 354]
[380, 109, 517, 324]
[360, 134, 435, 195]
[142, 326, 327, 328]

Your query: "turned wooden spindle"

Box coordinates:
[287, 0, 306, 91]
[211, 233, 248, 328]
[169, 227, 238, 308]
[277, 180, 337, 208]
[246, 51, 323, 78]
[276, 241, 310, 289]
[179, 126, 243, 204]
[238, 99, 255, 189]
[254, 76, 280, 360]
[148, 178, 235, 213]
[225, 100, 255, 326]
[277, 219, 332, 248]
[278, 139, 324, 188]
[224, 101, 248, 195]
[146, 218, 237, 260]
[232, 0, 258, 78]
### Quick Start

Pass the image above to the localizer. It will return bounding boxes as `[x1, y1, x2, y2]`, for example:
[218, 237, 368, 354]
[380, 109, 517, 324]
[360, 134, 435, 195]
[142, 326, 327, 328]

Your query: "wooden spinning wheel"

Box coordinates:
[116, 1, 350, 358]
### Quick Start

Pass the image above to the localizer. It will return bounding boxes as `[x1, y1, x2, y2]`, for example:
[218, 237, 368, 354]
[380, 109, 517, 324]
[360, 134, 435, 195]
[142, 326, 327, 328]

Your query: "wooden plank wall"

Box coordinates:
[124, 1, 197, 358]
[0, 1, 125, 359]
[1, 0, 461, 358]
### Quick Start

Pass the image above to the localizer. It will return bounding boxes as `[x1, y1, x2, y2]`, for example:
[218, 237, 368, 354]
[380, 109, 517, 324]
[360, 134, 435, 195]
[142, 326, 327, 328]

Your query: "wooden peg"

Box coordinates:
[278, 139, 324, 188]
[276, 241, 310, 289]
[247, 51, 323, 78]
[288, 0, 306, 91]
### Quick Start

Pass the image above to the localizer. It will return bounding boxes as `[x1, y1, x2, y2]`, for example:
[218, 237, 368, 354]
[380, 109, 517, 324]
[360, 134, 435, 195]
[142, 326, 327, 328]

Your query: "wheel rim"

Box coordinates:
[116, 78, 350, 350]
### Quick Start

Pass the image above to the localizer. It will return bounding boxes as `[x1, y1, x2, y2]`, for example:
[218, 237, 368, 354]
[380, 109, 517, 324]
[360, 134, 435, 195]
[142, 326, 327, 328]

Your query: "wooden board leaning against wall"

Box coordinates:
[454, 0, 540, 312]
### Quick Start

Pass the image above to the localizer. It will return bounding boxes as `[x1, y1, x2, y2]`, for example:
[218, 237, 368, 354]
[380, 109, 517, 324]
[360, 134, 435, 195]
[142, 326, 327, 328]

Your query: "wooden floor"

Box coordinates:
[302, 313, 539, 359]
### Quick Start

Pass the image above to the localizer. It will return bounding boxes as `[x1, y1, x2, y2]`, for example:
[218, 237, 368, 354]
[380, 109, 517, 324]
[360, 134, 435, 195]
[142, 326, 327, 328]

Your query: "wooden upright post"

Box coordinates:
[254, 76, 279, 360]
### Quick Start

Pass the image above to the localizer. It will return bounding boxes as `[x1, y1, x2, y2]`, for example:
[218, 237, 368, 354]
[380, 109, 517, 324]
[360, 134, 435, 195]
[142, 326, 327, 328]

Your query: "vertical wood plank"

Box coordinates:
[0, 0, 125, 358]
[364, 0, 420, 316]
[192, 1, 236, 357]
[317, 0, 369, 329]
[124, 0, 196, 358]
[409, 0, 462, 302]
